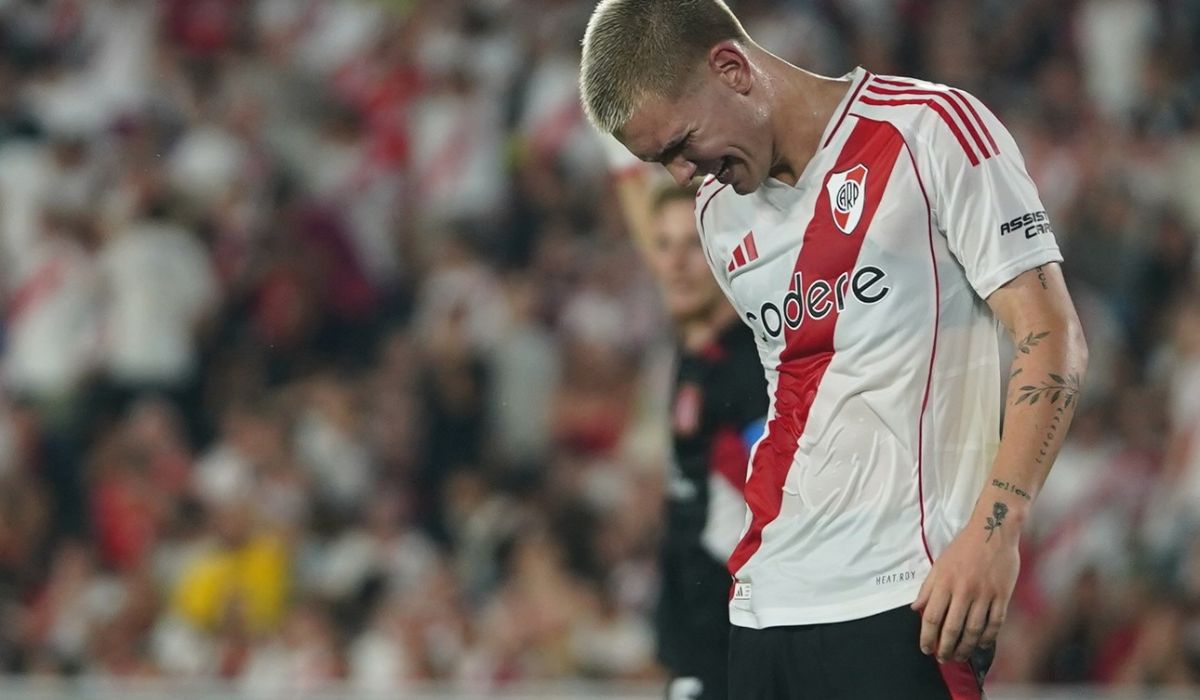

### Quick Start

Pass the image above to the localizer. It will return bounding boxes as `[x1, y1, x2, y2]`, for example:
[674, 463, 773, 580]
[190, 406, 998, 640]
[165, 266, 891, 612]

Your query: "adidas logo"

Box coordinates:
[727, 231, 759, 273]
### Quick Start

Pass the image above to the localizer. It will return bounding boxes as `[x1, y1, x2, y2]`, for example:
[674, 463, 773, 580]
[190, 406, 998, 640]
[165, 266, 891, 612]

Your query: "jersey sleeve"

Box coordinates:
[914, 90, 1062, 299]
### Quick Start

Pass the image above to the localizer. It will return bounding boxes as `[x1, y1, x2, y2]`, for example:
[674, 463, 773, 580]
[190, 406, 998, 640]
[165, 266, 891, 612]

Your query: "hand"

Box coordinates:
[911, 515, 1020, 663]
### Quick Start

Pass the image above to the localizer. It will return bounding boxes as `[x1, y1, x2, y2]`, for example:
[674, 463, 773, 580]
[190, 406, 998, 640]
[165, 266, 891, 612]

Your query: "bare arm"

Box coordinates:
[598, 131, 660, 259]
[611, 166, 657, 260]
[981, 262, 1088, 530]
[915, 262, 1088, 662]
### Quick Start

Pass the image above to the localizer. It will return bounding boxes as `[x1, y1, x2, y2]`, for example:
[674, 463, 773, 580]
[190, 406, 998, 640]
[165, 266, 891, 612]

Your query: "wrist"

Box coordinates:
[972, 496, 1028, 546]
[985, 479, 1034, 519]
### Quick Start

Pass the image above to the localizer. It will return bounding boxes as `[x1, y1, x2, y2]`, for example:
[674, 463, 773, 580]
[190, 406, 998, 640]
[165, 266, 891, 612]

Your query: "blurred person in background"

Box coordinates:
[238, 601, 341, 695]
[2, 201, 103, 539]
[93, 182, 217, 444]
[1, 184, 101, 422]
[169, 498, 289, 643]
[602, 139, 766, 698]
[88, 398, 193, 574]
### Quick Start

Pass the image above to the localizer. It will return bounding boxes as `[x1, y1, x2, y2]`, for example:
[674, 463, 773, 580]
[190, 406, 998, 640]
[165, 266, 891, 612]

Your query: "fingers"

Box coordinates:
[936, 594, 971, 662]
[912, 573, 934, 612]
[979, 597, 1008, 651]
[953, 599, 990, 662]
[919, 585, 950, 657]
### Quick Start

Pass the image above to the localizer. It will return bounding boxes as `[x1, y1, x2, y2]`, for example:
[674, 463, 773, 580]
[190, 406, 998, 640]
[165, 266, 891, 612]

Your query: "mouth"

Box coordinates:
[714, 158, 731, 184]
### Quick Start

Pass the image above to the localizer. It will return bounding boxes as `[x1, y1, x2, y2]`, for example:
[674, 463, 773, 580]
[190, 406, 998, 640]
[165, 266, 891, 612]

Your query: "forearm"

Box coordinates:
[973, 318, 1088, 538]
[612, 170, 656, 258]
[599, 130, 657, 258]
[914, 266, 1087, 660]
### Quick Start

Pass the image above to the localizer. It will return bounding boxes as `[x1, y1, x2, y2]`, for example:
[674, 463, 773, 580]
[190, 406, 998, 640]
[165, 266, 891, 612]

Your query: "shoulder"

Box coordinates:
[848, 73, 1002, 167]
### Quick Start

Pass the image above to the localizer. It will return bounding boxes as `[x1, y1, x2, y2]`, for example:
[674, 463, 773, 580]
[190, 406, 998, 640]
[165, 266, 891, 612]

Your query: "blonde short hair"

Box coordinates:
[579, 0, 750, 134]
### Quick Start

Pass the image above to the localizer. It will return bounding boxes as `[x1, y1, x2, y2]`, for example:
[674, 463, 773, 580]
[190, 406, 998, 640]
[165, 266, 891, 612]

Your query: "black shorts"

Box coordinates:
[728, 606, 993, 699]
[657, 544, 731, 700]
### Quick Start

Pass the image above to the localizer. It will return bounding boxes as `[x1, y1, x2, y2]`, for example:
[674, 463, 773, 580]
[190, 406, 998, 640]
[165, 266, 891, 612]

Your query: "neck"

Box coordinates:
[759, 52, 853, 187]
[679, 302, 738, 352]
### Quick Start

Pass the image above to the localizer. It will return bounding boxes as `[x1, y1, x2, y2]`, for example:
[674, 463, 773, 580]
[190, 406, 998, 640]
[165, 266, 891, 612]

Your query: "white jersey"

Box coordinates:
[697, 68, 1063, 629]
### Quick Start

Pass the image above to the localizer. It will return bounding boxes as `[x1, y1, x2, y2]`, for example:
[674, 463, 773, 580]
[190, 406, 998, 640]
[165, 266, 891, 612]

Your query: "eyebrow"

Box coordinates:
[646, 132, 688, 163]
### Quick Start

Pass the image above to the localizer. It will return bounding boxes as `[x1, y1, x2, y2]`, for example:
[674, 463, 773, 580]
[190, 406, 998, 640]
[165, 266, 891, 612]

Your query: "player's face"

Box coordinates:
[618, 50, 773, 194]
[648, 198, 724, 323]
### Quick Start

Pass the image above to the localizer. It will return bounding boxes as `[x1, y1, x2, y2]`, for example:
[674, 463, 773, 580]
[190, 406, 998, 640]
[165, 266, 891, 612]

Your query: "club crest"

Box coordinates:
[825, 164, 869, 235]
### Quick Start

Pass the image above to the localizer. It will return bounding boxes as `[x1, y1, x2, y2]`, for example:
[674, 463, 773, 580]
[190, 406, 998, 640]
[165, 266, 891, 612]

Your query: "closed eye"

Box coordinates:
[655, 132, 692, 164]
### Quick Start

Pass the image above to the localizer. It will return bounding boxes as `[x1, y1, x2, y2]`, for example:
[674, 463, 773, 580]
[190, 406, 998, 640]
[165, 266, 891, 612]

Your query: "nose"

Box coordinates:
[665, 155, 697, 186]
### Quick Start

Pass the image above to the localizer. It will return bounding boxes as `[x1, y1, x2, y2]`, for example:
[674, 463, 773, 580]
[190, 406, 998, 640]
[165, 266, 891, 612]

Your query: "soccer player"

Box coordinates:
[579, 2, 1089, 698]
[605, 142, 767, 700]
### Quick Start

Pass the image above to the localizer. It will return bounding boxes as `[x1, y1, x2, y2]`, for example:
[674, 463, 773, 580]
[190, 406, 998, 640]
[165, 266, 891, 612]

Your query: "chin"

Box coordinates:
[731, 169, 764, 195]
[671, 299, 722, 325]
[668, 304, 698, 321]
[668, 303, 704, 323]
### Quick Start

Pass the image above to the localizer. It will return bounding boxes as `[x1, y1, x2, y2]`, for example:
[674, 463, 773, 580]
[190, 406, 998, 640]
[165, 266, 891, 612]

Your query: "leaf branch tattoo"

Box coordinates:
[984, 502, 1009, 542]
[1015, 372, 1082, 466]
[1016, 331, 1050, 355]
[1015, 372, 1081, 408]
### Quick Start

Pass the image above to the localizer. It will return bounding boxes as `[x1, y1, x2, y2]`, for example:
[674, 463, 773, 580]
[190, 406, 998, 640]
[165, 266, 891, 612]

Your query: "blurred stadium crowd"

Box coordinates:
[0, 0, 1198, 693]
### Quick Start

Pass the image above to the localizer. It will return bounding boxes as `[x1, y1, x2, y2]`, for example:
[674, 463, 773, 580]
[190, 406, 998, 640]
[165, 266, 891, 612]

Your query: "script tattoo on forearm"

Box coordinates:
[984, 501, 1008, 542]
[1016, 372, 1082, 465]
[991, 479, 1032, 501]
[1036, 266, 1049, 290]
[1016, 331, 1050, 355]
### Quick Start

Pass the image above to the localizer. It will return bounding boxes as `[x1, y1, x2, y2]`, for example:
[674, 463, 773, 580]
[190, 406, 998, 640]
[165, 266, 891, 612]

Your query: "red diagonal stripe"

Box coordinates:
[873, 77, 1000, 157]
[859, 96, 980, 166]
[866, 83, 990, 161]
[743, 231, 758, 262]
[950, 87, 999, 155]
[938, 660, 983, 700]
[710, 427, 749, 494]
[7, 257, 67, 324]
[726, 118, 906, 585]
[732, 245, 746, 269]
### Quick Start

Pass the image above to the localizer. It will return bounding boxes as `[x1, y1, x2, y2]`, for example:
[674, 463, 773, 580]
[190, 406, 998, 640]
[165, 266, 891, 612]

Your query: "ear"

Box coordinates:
[707, 40, 752, 94]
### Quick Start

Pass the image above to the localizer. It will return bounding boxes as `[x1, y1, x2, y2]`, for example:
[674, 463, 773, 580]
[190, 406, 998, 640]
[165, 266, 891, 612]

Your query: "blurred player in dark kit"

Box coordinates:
[605, 141, 765, 699]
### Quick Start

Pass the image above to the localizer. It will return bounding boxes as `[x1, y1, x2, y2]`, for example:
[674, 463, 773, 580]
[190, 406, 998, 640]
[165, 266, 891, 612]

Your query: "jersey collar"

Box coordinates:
[759, 66, 871, 205]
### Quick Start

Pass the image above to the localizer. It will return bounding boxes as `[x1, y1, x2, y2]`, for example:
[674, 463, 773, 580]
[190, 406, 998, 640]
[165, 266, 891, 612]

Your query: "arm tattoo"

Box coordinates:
[1036, 266, 1049, 290]
[991, 479, 1032, 501]
[1016, 331, 1050, 355]
[984, 502, 1009, 542]
[1015, 372, 1081, 408]
[1016, 372, 1082, 465]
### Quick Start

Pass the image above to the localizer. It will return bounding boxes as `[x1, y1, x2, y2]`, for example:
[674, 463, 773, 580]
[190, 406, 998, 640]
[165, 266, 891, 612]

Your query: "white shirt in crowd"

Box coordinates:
[99, 220, 217, 386]
[3, 236, 101, 397]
